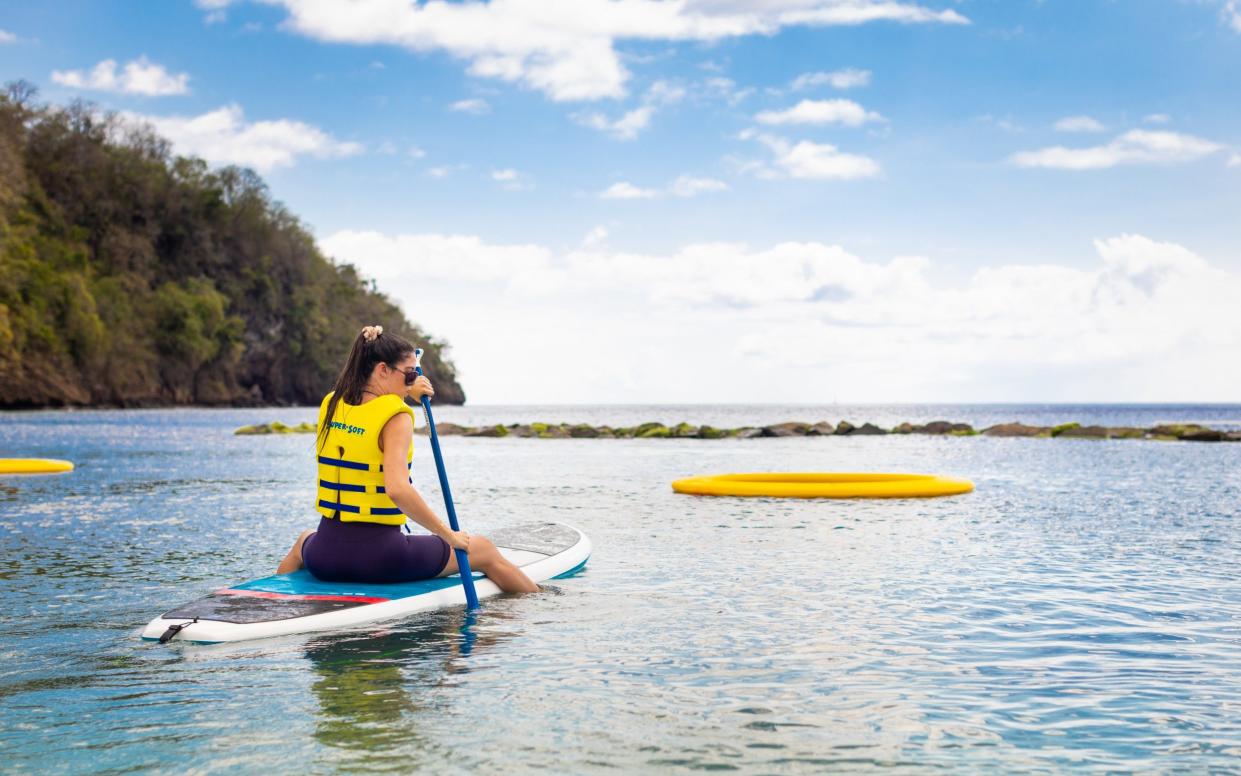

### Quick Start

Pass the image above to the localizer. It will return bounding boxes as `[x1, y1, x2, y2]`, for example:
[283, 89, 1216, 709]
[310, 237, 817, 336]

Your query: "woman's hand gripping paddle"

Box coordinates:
[414, 348, 480, 610]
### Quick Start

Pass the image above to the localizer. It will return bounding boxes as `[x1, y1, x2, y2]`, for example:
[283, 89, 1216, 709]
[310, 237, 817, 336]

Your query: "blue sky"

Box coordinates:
[2, 1, 1239, 403]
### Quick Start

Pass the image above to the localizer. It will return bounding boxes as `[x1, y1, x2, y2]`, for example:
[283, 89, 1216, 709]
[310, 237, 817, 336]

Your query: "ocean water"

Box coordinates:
[1, 405, 1240, 773]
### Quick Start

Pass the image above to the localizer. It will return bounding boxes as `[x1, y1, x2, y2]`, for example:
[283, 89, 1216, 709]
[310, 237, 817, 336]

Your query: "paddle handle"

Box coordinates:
[414, 348, 480, 610]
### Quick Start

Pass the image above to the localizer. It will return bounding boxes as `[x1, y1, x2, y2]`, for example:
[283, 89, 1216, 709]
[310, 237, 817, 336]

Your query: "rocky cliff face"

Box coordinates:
[0, 85, 464, 408]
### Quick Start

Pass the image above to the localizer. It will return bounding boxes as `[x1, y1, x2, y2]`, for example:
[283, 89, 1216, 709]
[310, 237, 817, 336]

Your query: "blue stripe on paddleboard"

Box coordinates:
[552, 555, 590, 579]
[233, 555, 590, 600]
[232, 568, 484, 600]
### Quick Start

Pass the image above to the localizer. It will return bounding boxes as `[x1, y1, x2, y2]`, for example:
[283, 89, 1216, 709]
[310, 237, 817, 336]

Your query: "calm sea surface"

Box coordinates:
[1, 405, 1239, 773]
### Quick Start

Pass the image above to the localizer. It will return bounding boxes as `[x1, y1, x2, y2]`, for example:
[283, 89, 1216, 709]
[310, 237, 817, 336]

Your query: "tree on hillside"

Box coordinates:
[0, 81, 463, 408]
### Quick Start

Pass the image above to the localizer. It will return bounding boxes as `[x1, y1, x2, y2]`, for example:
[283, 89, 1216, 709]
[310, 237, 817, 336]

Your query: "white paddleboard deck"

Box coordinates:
[143, 521, 590, 644]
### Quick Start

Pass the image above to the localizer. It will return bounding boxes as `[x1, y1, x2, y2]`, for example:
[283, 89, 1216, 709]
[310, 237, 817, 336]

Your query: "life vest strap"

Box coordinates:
[319, 480, 386, 495]
[318, 499, 360, 514]
[316, 456, 413, 473]
[317, 499, 402, 517]
[317, 455, 370, 471]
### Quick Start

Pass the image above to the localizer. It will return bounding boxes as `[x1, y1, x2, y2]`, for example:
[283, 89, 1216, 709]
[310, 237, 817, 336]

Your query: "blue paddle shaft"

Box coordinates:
[414, 349, 479, 610]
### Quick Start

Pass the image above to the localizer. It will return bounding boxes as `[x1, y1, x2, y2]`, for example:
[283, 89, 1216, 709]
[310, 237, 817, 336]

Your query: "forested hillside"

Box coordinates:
[0, 82, 463, 408]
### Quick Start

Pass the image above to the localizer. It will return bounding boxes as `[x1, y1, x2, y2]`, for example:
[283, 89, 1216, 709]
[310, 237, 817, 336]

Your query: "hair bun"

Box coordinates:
[360, 325, 383, 342]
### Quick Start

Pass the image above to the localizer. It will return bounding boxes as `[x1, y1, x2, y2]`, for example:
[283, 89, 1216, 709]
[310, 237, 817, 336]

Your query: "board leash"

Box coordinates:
[158, 617, 198, 644]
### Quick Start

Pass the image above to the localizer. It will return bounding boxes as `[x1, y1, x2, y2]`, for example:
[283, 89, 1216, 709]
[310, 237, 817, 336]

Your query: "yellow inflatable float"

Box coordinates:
[672, 472, 973, 499]
[0, 458, 75, 475]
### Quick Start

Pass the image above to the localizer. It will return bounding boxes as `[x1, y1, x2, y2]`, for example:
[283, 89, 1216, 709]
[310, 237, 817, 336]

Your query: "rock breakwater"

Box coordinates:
[235, 419, 1241, 442]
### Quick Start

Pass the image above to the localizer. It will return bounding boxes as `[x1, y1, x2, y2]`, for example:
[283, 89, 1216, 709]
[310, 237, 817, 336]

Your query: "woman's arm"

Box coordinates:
[380, 412, 468, 550]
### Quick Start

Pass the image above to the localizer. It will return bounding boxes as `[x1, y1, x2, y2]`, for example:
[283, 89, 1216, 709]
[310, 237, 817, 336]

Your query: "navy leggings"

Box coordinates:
[301, 516, 451, 583]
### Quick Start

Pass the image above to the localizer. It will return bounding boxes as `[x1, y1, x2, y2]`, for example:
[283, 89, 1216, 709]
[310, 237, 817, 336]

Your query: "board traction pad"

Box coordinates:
[485, 521, 579, 555]
[160, 521, 578, 624]
[163, 592, 374, 624]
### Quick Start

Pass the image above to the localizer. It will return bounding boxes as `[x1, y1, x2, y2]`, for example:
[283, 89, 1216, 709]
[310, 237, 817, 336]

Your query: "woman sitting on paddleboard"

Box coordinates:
[276, 325, 538, 593]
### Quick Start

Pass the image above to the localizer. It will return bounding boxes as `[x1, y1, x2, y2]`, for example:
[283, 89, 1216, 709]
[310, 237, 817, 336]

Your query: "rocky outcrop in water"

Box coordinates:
[236, 419, 1240, 442]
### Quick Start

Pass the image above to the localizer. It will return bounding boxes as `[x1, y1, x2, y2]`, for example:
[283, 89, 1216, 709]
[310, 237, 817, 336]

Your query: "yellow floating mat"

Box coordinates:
[671, 472, 973, 499]
[0, 458, 75, 475]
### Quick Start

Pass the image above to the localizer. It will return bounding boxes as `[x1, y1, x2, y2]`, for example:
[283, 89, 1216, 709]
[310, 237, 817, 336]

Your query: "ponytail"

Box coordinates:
[318, 325, 415, 451]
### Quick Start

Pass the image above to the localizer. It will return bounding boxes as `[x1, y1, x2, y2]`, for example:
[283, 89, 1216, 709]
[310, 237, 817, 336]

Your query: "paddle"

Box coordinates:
[413, 348, 480, 610]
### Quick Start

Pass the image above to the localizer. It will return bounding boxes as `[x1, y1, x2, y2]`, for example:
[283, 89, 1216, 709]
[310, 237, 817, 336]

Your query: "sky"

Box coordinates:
[2, 0, 1239, 404]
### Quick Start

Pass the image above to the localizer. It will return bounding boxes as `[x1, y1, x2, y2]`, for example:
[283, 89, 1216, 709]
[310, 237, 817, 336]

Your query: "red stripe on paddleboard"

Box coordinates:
[216, 588, 388, 603]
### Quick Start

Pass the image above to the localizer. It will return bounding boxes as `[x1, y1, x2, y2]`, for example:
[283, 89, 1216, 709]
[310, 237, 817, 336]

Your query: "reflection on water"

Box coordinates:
[0, 407, 1239, 772]
[304, 610, 500, 770]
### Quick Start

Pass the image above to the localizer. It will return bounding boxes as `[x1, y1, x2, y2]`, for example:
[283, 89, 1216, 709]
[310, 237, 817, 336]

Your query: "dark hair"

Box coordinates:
[318, 326, 415, 450]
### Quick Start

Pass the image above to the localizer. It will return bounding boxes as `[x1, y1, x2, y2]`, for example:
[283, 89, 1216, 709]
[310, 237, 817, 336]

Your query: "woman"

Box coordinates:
[276, 325, 538, 593]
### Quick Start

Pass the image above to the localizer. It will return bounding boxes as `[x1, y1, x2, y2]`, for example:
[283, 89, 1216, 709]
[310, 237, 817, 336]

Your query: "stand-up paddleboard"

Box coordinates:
[143, 521, 590, 644]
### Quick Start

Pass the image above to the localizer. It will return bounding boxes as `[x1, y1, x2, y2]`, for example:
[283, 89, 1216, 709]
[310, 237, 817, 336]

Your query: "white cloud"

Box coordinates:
[319, 230, 1241, 403]
[1228, 153, 1241, 167]
[976, 114, 1022, 133]
[200, 0, 969, 102]
[1226, 0, 1241, 32]
[645, 78, 685, 103]
[52, 57, 190, 96]
[491, 168, 534, 190]
[742, 131, 881, 180]
[1142, 113, 1171, 124]
[573, 79, 686, 140]
[427, 164, 466, 178]
[322, 230, 558, 293]
[600, 181, 660, 199]
[408, 145, 426, 159]
[121, 104, 362, 171]
[776, 3, 969, 26]
[450, 98, 491, 114]
[0, 29, 16, 44]
[703, 76, 755, 105]
[756, 98, 884, 127]
[582, 226, 609, 247]
[1053, 115, 1105, 133]
[669, 175, 729, 197]
[1010, 129, 1226, 170]
[574, 104, 654, 140]
[195, 0, 230, 23]
[790, 68, 871, 90]
[599, 175, 729, 199]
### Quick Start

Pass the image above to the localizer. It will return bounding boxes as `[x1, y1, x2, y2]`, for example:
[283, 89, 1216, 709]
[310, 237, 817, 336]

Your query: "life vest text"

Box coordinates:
[328, 421, 366, 436]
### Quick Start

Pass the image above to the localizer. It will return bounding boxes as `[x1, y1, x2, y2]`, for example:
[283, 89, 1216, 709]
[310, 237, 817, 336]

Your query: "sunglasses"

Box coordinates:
[397, 366, 418, 385]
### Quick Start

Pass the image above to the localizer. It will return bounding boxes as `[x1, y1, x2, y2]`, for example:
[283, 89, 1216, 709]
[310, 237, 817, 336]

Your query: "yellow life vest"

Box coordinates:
[315, 391, 415, 525]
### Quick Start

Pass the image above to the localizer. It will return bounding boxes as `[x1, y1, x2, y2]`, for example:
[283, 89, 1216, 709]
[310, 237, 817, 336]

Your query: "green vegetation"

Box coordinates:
[1150, 424, 1205, 438]
[0, 82, 462, 408]
[235, 421, 316, 435]
[1050, 422, 1081, 437]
